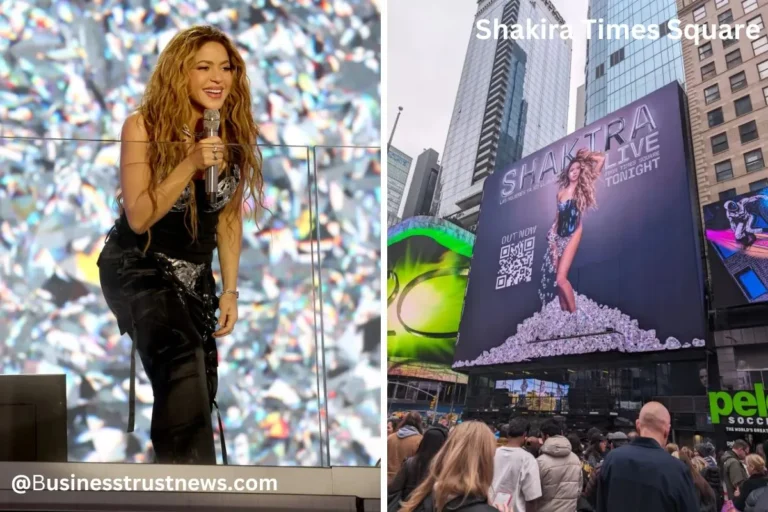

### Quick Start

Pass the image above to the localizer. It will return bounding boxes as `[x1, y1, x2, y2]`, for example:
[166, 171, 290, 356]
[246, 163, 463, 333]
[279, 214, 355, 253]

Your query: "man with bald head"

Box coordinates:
[596, 402, 698, 512]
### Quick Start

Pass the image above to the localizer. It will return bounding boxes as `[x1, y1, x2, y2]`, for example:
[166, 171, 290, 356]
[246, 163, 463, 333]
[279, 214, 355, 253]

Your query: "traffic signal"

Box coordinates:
[430, 397, 436, 409]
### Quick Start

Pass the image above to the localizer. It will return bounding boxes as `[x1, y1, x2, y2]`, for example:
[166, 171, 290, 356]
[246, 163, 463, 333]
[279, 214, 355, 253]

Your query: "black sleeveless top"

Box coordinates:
[116, 167, 240, 264]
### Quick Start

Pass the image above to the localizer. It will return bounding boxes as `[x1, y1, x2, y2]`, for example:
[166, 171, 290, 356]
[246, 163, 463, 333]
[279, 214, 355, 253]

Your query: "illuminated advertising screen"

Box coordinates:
[704, 187, 768, 308]
[709, 385, 768, 434]
[494, 379, 569, 412]
[454, 83, 706, 368]
[388, 217, 474, 371]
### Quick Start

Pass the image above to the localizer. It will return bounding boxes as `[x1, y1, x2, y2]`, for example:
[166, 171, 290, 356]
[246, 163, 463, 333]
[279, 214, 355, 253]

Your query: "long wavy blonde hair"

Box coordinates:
[118, 25, 263, 246]
[557, 148, 602, 213]
[398, 421, 495, 512]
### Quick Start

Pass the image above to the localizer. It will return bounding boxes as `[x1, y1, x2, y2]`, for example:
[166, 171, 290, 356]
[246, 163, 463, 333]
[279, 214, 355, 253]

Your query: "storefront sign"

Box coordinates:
[709, 384, 768, 433]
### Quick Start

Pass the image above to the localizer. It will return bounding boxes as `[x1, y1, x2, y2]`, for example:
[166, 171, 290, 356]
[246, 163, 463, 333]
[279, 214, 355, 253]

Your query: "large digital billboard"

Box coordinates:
[454, 83, 707, 368]
[704, 187, 768, 308]
[388, 217, 473, 376]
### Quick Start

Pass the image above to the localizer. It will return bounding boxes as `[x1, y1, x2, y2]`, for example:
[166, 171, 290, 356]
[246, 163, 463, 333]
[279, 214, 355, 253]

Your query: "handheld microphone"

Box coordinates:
[203, 109, 221, 203]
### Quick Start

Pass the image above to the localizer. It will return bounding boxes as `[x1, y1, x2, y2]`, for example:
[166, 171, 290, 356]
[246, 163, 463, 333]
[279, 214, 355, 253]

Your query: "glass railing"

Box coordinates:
[311, 146, 382, 466]
[0, 137, 381, 466]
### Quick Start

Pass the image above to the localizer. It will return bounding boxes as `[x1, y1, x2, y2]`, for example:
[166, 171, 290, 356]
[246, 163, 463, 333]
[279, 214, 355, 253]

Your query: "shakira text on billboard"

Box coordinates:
[704, 186, 768, 308]
[454, 83, 707, 367]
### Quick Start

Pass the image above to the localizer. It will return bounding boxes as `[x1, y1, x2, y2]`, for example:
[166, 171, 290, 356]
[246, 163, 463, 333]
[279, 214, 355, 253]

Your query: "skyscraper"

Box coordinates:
[387, 146, 412, 227]
[575, 83, 587, 129]
[584, 0, 685, 125]
[435, 0, 571, 230]
[400, 148, 441, 220]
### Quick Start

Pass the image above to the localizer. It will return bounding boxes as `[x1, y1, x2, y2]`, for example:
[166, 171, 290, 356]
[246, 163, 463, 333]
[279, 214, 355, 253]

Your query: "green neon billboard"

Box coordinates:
[387, 217, 475, 367]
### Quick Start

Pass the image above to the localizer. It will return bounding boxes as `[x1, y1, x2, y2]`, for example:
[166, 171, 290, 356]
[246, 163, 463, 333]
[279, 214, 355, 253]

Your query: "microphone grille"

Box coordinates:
[203, 109, 220, 132]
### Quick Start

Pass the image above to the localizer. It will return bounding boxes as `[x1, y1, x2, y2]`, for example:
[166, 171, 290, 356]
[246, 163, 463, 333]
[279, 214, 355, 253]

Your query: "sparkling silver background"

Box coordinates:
[0, 0, 381, 466]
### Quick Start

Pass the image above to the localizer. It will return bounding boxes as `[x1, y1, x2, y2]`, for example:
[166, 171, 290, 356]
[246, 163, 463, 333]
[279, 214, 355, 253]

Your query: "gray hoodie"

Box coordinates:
[396, 425, 421, 439]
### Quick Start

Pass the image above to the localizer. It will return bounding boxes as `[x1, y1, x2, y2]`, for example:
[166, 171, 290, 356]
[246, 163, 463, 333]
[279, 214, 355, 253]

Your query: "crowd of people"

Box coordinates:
[386, 403, 768, 512]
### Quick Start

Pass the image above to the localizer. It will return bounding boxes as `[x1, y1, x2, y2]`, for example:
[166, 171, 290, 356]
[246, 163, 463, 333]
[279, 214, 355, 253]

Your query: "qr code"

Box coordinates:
[495, 236, 535, 290]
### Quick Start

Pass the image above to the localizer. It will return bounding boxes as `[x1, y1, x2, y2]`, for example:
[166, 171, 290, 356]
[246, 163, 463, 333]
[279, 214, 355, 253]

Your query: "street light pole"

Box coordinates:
[388, 106, 403, 152]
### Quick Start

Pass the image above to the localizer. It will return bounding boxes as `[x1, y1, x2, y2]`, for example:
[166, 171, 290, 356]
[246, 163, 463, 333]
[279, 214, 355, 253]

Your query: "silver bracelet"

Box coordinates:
[221, 290, 239, 299]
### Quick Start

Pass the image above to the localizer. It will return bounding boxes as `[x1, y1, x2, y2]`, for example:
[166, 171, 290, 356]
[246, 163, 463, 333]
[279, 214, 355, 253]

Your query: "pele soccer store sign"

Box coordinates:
[710, 385, 768, 433]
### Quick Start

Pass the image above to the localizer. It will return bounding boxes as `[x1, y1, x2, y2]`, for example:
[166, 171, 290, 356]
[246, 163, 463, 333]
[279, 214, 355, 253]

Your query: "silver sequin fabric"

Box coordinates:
[153, 252, 206, 294]
[206, 174, 239, 212]
[171, 166, 241, 213]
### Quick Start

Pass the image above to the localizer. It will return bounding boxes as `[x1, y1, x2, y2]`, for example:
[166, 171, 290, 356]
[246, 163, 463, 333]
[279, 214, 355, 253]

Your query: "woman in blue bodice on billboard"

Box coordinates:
[543, 148, 605, 313]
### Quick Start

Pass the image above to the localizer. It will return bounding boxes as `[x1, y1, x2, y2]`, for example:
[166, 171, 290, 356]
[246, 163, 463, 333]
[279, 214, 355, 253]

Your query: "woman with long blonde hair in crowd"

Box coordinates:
[734, 454, 768, 511]
[97, 25, 263, 464]
[397, 421, 509, 512]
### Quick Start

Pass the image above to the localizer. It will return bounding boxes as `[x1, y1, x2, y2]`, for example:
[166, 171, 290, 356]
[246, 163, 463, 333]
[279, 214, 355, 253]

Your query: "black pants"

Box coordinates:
[97, 233, 220, 464]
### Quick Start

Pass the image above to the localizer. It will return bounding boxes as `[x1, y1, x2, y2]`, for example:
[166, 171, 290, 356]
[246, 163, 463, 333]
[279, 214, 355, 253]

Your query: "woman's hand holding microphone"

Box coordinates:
[187, 137, 228, 177]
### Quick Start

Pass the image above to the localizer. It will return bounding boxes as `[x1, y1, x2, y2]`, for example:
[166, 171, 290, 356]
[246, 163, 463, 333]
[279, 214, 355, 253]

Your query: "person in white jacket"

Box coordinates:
[491, 418, 542, 512]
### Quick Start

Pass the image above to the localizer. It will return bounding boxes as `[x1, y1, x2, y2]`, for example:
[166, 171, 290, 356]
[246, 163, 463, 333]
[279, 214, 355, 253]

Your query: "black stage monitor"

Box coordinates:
[0, 375, 67, 461]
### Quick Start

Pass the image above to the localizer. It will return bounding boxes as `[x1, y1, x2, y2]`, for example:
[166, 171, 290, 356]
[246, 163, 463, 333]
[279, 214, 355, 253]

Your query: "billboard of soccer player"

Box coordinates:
[704, 187, 768, 308]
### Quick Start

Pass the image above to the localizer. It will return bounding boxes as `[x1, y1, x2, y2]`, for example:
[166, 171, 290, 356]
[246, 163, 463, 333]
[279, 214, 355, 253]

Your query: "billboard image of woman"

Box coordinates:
[541, 149, 605, 315]
[453, 83, 707, 367]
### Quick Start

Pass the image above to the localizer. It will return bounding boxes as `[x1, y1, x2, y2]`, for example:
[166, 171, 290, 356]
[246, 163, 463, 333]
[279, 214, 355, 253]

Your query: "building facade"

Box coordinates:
[400, 148, 441, 220]
[575, 83, 587, 129]
[461, 356, 713, 446]
[677, 0, 768, 205]
[387, 145, 412, 227]
[677, 0, 768, 445]
[585, 0, 685, 124]
[434, 0, 571, 229]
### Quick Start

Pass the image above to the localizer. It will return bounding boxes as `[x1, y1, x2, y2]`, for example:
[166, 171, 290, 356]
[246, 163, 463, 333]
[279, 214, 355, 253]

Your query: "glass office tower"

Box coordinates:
[435, 0, 571, 227]
[584, 0, 684, 124]
[387, 145, 412, 227]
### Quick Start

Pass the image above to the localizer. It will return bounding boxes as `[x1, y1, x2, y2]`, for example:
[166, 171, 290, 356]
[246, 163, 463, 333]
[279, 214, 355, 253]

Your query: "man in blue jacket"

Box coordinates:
[596, 401, 699, 512]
